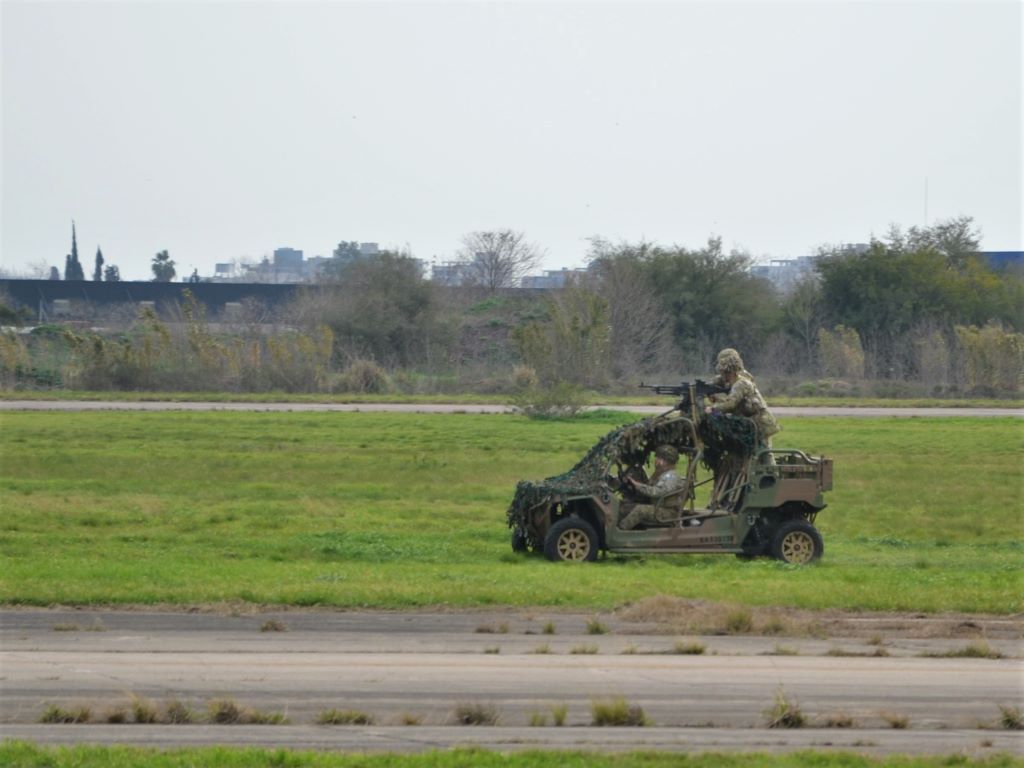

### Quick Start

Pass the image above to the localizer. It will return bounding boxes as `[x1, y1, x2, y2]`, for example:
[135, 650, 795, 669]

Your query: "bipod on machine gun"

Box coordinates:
[639, 379, 729, 415]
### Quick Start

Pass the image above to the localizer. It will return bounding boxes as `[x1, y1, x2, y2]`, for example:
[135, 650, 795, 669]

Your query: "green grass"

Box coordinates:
[2, 744, 1021, 768]
[0, 411, 1020, 613]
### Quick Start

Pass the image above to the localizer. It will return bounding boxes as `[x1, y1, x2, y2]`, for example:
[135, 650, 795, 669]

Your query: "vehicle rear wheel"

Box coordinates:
[543, 517, 599, 563]
[770, 520, 823, 564]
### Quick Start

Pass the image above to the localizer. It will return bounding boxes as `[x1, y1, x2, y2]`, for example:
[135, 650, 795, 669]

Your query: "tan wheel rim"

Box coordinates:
[781, 531, 815, 564]
[557, 529, 591, 561]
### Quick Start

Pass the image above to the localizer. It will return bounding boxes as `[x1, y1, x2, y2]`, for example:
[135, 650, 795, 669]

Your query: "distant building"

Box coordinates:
[520, 268, 588, 290]
[750, 256, 819, 292]
[211, 244, 387, 284]
[981, 251, 1023, 271]
[305, 255, 332, 280]
[273, 247, 304, 268]
[751, 244, 869, 292]
[270, 247, 305, 282]
[430, 261, 466, 286]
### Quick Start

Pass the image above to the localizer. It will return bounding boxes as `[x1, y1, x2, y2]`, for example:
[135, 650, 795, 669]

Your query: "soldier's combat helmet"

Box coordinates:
[654, 444, 679, 464]
[715, 348, 744, 375]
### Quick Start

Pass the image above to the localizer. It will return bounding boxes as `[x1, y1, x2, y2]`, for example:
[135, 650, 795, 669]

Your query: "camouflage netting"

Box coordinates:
[506, 411, 758, 533]
[698, 412, 758, 470]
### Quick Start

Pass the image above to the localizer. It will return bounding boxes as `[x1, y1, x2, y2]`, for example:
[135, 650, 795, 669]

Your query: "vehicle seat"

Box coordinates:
[650, 484, 694, 526]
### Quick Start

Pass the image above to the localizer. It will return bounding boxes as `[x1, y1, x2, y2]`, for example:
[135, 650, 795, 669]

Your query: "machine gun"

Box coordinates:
[639, 379, 729, 412]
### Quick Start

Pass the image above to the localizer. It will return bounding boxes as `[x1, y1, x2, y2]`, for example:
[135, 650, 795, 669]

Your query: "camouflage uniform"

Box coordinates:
[618, 446, 687, 530]
[709, 348, 780, 446]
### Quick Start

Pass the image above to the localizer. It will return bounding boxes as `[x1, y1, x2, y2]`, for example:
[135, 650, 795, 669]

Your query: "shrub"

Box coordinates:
[818, 325, 865, 380]
[586, 617, 608, 635]
[511, 365, 539, 391]
[338, 358, 389, 394]
[474, 622, 508, 634]
[923, 641, 1003, 660]
[550, 703, 568, 726]
[882, 711, 910, 729]
[317, 709, 375, 725]
[956, 323, 1024, 395]
[511, 381, 587, 419]
[39, 705, 91, 724]
[724, 608, 754, 634]
[0, 331, 31, 389]
[672, 640, 706, 655]
[527, 710, 548, 727]
[208, 698, 245, 724]
[761, 618, 787, 636]
[765, 687, 805, 728]
[453, 702, 498, 726]
[245, 709, 288, 725]
[259, 619, 288, 632]
[591, 697, 647, 727]
[131, 697, 159, 724]
[998, 704, 1022, 730]
[823, 712, 855, 728]
[164, 699, 195, 724]
[512, 284, 610, 390]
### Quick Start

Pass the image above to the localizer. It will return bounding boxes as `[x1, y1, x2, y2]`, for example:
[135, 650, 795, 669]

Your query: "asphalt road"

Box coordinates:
[0, 400, 1020, 416]
[2, 609, 1021, 755]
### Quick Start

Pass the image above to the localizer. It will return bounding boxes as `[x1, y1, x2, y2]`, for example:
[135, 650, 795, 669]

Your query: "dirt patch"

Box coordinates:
[614, 595, 1024, 640]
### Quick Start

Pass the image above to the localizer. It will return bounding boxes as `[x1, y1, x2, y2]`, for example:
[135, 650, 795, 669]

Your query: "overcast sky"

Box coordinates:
[2, 0, 1020, 281]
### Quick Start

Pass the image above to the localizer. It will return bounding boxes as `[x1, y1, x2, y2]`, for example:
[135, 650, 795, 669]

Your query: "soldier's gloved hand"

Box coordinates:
[704, 406, 713, 414]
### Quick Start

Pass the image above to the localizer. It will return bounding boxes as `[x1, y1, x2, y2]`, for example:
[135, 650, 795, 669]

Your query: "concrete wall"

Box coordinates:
[1, 279, 299, 319]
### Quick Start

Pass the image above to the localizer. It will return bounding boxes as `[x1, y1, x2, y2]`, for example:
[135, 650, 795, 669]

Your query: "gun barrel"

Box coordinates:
[639, 383, 686, 396]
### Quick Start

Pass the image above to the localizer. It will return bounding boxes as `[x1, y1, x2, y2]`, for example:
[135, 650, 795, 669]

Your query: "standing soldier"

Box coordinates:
[707, 348, 780, 451]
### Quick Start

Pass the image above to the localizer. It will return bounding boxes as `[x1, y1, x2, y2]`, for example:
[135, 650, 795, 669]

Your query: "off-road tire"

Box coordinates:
[544, 517, 599, 563]
[770, 520, 823, 564]
[511, 529, 530, 553]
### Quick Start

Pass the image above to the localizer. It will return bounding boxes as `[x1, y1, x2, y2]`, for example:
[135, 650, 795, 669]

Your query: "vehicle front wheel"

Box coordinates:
[511, 528, 530, 553]
[770, 520, 823, 564]
[543, 517, 599, 563]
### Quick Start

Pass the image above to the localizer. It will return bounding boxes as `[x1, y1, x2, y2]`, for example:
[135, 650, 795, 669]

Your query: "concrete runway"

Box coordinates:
[0, 400, 1020, 416]
[2, 609, 1021, 754]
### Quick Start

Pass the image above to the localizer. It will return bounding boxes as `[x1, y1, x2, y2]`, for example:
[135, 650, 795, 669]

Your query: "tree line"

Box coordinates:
[2, 216, 1020, 398]
[282, 216, 1020, 397]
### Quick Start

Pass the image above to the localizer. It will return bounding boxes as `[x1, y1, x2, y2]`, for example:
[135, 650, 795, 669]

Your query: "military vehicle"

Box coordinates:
[507, 380, 832, 564]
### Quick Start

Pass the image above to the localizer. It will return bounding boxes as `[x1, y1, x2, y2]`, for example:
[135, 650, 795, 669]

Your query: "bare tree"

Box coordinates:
[456, 230, 543, 291]
[586, 238, 676, 379]
[781, 275, 824, 373]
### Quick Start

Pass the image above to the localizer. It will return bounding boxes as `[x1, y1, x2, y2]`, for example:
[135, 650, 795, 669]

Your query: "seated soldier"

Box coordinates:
[618, 445, 687, 530]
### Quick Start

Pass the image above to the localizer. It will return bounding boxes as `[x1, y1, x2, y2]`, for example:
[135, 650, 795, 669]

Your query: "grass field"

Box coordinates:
[0, 411, 1020, 613]
[1, 744, 1021, 768]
